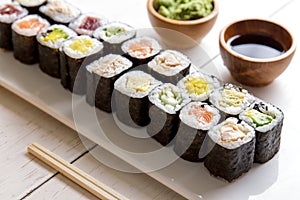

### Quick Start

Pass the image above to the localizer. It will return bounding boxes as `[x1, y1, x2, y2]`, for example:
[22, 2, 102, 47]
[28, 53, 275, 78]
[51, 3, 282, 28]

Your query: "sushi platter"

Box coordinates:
[1, 0, 298, 200]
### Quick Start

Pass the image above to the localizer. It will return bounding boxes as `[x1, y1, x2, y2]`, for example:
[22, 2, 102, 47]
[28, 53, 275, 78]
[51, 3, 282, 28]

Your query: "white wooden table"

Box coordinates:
[1, 0, 300, 199]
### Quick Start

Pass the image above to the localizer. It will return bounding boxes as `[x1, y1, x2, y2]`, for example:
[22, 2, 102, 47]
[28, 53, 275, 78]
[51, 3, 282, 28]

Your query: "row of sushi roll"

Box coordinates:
[0, 0, 285, 182]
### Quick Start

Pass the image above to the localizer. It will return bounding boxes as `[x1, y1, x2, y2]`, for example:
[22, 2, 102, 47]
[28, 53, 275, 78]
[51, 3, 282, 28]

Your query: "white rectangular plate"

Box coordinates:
[0, 45, 287, 200]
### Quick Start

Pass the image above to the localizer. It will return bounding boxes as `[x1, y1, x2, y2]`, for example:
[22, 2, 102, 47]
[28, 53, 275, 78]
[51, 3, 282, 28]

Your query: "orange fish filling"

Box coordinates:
[189, 105, 213, 125]
[129, 40, 153, 57]
[18, 18, 46, 32]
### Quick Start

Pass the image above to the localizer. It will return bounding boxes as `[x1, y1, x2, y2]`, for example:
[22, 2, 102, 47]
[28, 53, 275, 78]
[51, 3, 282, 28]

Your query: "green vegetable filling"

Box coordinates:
[159, 87, 183, 107]
[42, 28, 69, 42]
[103, 27, 125, 37]
[154, 0, 213, 20]
[245, 109, 273, 127]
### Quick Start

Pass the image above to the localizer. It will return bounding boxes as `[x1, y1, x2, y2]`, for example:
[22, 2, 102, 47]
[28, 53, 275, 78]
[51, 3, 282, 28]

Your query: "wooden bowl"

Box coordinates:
[147, 0, 218, 48]
[219, 18, 296, 86]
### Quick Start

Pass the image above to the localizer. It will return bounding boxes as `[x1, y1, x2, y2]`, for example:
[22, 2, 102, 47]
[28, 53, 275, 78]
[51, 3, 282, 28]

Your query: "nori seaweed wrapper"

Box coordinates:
[147, 50, 191, 84]
[173, 102, 221, 161]
[93, 22, 136, 56]
[121, 37, 161, 68]
[147, 83, 191, 146]
[12, 30, 39, 64]
[59, 47, 69, 89]
[209, 83, 255, 118]
[254, 120, 283, 163]
[113, 70, 161, 127]
[37, 24, 77, 78]
[204, 117, 255, 182]
[149, 66, 190, 84]
[90, 55, 132, 112]
[39, 0, 81, 26]
[147, 104, 180, 146]
[60, 50, 103, 94]
[204, 137, 255, 182]
[103, 41, 125, 56]
[60, 35, 103, 94]
[0, 3, 28, 50]
[85, 64, 95, 106]
[12, 14, 49, 64]
[17, 0, 47, 15]
[239, 101, 284, 163]
[94, 75, 119, 113]
[0, 22, 13, 50]
[113, 90, 150, 127]
[38, 43, 61, 77]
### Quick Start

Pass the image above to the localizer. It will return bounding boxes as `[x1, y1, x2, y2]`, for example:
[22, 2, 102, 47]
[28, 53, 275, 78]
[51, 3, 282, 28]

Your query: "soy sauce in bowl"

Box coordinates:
[228, 34, 285, 59]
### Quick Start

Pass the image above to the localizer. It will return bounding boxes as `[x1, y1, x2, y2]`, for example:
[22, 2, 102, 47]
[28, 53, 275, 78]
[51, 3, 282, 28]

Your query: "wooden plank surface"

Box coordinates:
[25, 146, 186, 200]
[0, 87, 95, 199]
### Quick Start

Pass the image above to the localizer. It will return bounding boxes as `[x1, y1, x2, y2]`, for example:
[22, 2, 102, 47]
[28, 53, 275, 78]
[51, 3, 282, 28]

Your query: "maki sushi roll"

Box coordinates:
[60, 35, 103, 94]
[86, 54, 133, 112]
[174, 102, 221, 162]
[69, 13, 108, 37]
[147, 50, 191, 84]
[12, 14, 50, 64]
[204, 117, 255, 182]
[15, 0, 46, 14]
[93, 22, 136, 55]
[209, 83, 255, 117]
[177, 71, 221, 102]
[39, 0, 80, 25]
[239, 100, 284, 163]
[121, 36, 161, 67]
[148, 83, 191, 146]
[37, 24, 77, 78]
[0, 2, 28, 50]
[113, 70, 161, 127]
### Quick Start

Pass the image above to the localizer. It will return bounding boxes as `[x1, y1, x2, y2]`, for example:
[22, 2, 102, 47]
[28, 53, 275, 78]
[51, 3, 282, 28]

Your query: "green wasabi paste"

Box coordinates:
[154, 0, 213, 20]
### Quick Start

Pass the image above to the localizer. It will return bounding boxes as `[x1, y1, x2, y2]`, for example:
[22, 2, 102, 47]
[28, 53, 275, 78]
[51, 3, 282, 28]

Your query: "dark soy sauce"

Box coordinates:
[228, 34, 285, 59]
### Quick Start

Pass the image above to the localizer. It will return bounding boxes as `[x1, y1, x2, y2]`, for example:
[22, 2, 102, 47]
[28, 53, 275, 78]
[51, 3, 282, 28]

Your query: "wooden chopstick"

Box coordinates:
[27, 143, 130, 200]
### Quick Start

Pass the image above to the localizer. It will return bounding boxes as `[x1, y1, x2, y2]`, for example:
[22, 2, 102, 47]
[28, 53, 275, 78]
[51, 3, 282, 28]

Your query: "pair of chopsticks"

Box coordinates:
[28, 143, 129, 200]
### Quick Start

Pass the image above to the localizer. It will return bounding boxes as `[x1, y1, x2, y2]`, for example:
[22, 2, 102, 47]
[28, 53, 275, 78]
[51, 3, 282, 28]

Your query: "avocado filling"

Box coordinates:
[245, 109, 273, 127]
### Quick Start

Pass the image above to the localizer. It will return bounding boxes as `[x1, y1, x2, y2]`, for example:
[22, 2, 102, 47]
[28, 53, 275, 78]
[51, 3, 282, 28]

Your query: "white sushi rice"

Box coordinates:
[93, 22, 136, 44]
[62, 35, 103, 59]
[0, 2, 28, 24]
[208, 117, 255, 150]
[16, 0, 46, 7]
[12, 14, 50, 37]
[39, 0, 80, 24]
[121, 36, 161, 59]
[148, 50, 191, 76]
[239, 100, 284, 132]
[89, 54, 132, 78]
[209, 83, 255, 115]
[69, 13, 108, 36]
[148, 83, 191, 115]
[114, 70, 162, 99]
[177, 71, 222, 101]
[180, 102, 221, 131]
[37, 24, 77, 49]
